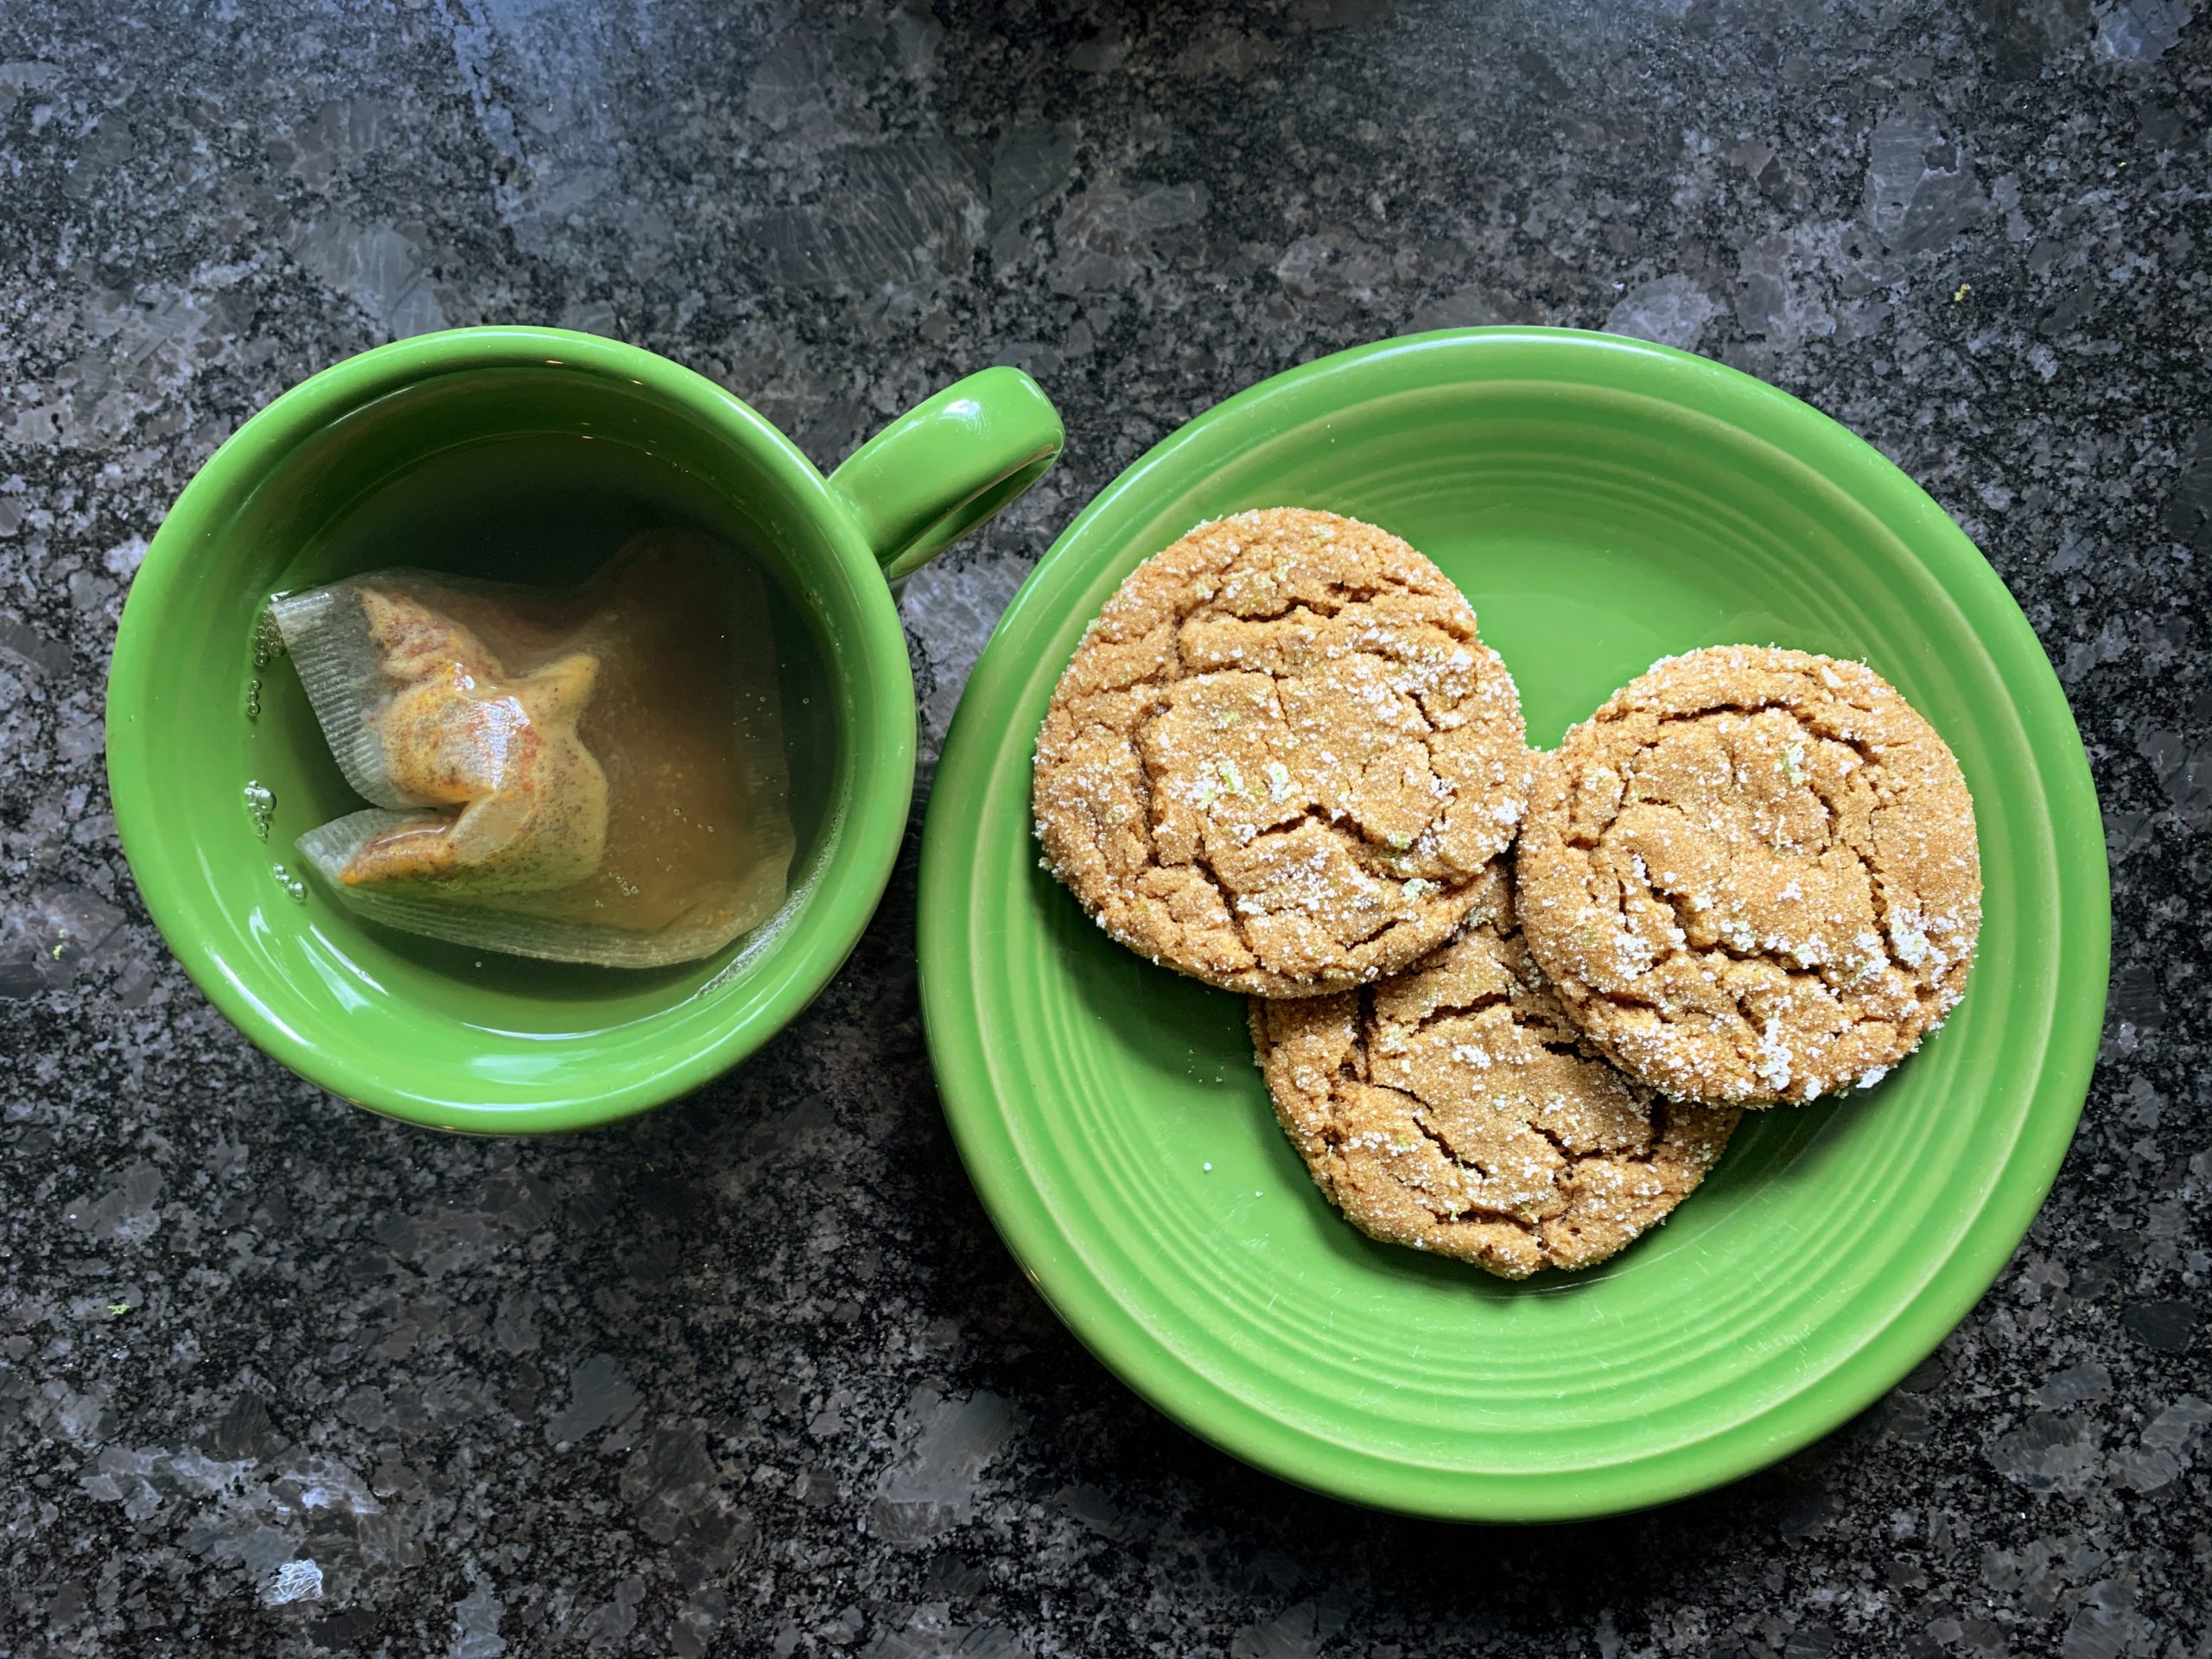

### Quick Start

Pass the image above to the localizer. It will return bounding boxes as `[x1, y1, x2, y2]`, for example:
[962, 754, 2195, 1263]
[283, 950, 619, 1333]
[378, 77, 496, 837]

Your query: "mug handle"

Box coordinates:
[828, 366, 1065, 584]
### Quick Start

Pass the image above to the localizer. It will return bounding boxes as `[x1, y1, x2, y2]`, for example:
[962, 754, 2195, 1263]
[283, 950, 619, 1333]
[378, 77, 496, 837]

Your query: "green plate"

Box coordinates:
[916, 328, 2108, 1521]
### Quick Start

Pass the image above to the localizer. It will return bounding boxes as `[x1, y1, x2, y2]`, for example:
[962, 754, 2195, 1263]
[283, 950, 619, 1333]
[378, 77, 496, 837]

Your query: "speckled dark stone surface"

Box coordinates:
[3, 2, 2208, 1654]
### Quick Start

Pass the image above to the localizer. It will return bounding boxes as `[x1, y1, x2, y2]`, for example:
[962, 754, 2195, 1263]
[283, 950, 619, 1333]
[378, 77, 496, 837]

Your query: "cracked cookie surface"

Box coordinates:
[1516, 646, 1980, 1107]
[1249, 862, 1739, 1278]
[1033, 508, 1529, 995]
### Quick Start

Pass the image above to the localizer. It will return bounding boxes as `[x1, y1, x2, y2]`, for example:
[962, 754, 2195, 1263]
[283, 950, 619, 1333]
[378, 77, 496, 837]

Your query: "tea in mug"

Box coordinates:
[270, 528, 794, 968]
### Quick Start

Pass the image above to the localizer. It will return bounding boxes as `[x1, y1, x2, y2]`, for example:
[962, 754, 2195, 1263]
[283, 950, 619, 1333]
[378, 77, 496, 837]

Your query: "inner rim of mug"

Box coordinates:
[107, 328, 915, 1132]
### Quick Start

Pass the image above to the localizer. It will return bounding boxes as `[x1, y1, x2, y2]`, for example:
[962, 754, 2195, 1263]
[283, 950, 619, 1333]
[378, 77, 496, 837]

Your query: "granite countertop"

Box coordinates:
[3, 1, 2208, 1654]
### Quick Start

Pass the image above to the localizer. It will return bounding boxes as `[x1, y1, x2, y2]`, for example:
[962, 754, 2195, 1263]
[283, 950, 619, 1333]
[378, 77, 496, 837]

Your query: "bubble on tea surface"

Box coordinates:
[252, 605, 289, 668]
[243, 781, 275, 841]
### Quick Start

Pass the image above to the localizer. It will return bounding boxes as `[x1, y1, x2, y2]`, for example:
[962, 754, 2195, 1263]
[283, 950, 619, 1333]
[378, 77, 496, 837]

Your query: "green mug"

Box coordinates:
[105, 327, 1062, 1133]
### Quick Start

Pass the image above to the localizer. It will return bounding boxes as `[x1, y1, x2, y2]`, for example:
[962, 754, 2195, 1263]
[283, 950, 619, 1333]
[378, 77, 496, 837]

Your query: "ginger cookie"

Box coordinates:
[1249, 862, 1740, 1279]
[1515, 646, 1980, 1107]
[1033, 508, 1529, 996]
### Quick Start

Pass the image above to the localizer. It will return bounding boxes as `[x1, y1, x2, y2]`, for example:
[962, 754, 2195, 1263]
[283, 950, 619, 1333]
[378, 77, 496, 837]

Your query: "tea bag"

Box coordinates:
[271, 529, 795, 968]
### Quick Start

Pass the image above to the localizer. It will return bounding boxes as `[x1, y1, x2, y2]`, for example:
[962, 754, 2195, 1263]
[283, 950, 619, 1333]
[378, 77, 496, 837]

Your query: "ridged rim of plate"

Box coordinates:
[916, 328, 2108, 1521]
